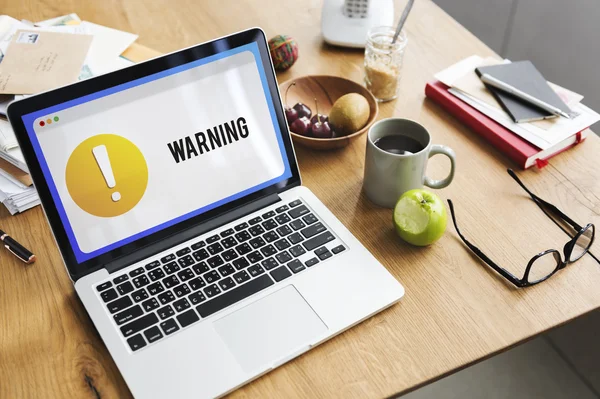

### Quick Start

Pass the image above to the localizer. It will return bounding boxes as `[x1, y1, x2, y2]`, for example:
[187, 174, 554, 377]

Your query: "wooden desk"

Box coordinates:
[2, 1, 600, 397]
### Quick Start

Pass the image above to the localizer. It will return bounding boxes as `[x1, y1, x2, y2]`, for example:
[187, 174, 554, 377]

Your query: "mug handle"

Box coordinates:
[424, 145, 456, 189]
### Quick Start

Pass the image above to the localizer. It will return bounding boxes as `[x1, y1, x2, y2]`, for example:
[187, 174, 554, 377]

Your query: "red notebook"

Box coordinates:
[425, 80, 586, 169]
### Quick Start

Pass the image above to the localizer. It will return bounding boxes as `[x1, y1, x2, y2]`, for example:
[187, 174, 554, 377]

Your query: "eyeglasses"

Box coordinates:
[448, 169, 595, 287]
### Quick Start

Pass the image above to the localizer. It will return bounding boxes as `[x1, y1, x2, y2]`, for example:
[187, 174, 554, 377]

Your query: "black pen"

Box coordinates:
[0, 229, 36, 264]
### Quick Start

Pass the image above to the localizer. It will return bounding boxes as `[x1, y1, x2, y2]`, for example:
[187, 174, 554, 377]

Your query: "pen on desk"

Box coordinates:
[479, 73, 572, 119]
[0, 229, 36, 264]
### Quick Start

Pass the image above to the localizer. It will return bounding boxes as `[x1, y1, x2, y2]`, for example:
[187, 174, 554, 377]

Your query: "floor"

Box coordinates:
[399, 310, 600, 399]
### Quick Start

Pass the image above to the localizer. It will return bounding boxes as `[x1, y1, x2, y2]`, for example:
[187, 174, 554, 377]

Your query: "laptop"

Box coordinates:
[8, 28, 404, 398]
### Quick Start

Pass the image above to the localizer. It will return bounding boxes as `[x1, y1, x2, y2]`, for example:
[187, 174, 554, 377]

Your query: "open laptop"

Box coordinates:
[8, 28, 404, 398]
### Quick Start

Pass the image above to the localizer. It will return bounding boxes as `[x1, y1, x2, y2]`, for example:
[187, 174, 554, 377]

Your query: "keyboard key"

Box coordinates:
[157, 305, 175, 320]
[218, 264, 235, 277]
[288, 199, 302, 207]
[142, 298, 160, 312]
[131, 288, 149, 303]
[275, 205, 289, 213]
[161, 254, 176, 264]
[233, 270, 250, 284]
[289, 245, 306, 257]
[218, 277, 236, 291]
[303, 231, 335, 251]
[204, 284, 222, 298]
[270, 266, 292, 282]
[127, 334, 146, 351]
[148, 268, 165, 281]
[275, 214, 291, 225]
[121, 313, 159, 337]
[262, 219, 278, 231]
[116, 282, 134, 296]
[332, 245, 346, 254]
[158, 291, 176, 305]
[188, 291, 206, 305]
[289, 205, 309, 219]
[221, 228, 235, 238]
[188, 277, 206, 291]
[249, 216, 262, 225]
[160, 318, 180, 335]
[129, 267, 144, 277]
[249, 225, 265, 236]
[222, 249, 238, 262]
[276, 225, 293, 237]
[204, 270, 221, 283]
[247, 264, 265, 277]
[262, 210, 276, 219]
[234, 222, 248, 231]
[132, 275, 149, 288]
[274, 238, 291, 251]
[301, 222, 326, 238]
[177, 268, 195, 282]
[290, 219, 306, 231]
[144, 326, 163, 343]
[236, 242, 252, 255]
[222, 236, 237, 249]
[288, 259, 305, 274]
[263, 231, 279, 242]
[196, 275, 274, 318]
[163, 261, 180, 275]
[234, 230, 251, 242]
[173, 298, 191, 312]
[249, 237, 266, 249]
[275, 251, 292, 264]
[260, 244, 277, 257]
[247, 251, 264, 264]
[177, 255, 195, 268]
[261, 257, 279, 270]
[319, 251, 333, 261]
[192, 261, 209, 275]
[315, 246, 328, 256]
[233, 257, 250, 270]
[191, 240, 205, 250]
[113, 274, 129, 284]
[147, 281, 165, 296]
[207, 255, 224, 268]
[176, 309, 200, 328]
[107, 296, 133, 314]
[162, 275, 179, 288]
[305, 257, 319, 267]
[193, 248, 210, 262]
[173, 283, 191, 297]
[176, 247, 191, 257]
[96, 281, 112, 292]
[114, 305, 143, 325]
[302, 213, 318, 225]
[288, 232, 304, 244]
[206, 234, 220, 244]
[207, 242, 224, 255]
[145, 260, 161, 271]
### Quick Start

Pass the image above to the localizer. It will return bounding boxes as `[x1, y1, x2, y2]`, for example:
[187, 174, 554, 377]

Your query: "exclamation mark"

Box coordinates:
[92, 145, 121, 202]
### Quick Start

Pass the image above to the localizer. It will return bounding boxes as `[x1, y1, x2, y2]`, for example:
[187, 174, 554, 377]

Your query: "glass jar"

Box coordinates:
[364, 26, 408, 102]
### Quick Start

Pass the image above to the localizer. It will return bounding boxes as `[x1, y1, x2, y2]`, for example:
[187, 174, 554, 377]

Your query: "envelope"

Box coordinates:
[0, 29, 92, 94]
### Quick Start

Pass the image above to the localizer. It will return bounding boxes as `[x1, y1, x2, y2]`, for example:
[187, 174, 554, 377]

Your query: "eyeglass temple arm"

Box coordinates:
[447, 200, 525, 288]
[507, 169, 583, 231]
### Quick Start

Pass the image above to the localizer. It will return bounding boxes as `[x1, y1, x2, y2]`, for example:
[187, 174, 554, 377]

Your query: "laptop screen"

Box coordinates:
[20, 42, 292, 263]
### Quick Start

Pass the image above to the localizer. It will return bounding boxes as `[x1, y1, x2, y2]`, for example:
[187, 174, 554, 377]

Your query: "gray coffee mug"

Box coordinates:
[363, 118, 456, 208]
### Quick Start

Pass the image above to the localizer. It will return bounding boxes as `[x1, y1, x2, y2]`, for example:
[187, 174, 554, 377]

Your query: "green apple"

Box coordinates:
[393, 189, 447, 246]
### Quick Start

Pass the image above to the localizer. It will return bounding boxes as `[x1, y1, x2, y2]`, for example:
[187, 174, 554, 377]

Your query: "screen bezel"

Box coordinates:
[7, 28, 301, 281]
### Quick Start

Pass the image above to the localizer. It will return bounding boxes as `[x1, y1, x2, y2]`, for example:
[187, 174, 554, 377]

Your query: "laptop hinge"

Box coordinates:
[105, 193, 281, 274]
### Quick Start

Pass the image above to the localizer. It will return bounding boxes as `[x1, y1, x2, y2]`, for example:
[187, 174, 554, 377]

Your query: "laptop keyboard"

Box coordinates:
[95, 199, 347, 352]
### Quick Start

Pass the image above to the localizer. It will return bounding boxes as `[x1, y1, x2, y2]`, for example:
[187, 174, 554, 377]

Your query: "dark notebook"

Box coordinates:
[475, 61, 571, 123]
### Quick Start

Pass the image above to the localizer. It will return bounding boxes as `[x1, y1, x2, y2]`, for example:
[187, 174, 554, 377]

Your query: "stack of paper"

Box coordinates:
[434, 55, 600, 151]
[0, 13, 138, 214]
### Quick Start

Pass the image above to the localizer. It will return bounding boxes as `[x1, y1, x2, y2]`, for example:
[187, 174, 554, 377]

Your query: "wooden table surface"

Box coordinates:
[3, 0, 600, 398]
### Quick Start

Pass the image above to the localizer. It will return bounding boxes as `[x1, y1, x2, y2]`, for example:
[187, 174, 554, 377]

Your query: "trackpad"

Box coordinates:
[214, 285, 328, 373]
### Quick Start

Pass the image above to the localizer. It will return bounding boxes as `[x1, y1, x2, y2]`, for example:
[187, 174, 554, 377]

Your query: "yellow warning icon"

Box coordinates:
[66, 134, 148, 217]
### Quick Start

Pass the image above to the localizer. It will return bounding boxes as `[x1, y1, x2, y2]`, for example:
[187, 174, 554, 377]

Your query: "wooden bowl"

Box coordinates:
[279, 75, 378, 150]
